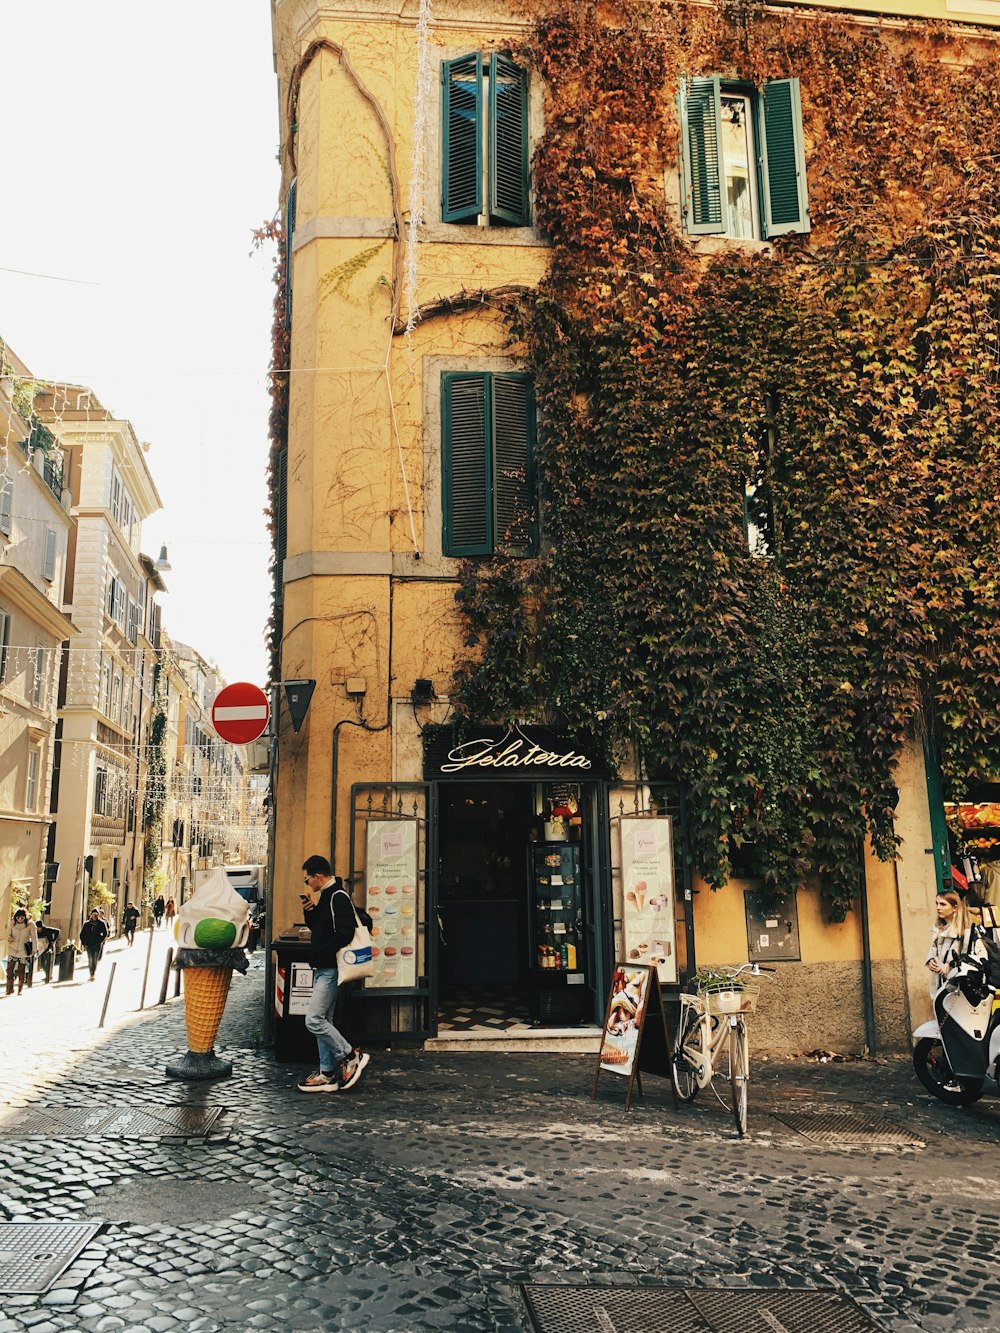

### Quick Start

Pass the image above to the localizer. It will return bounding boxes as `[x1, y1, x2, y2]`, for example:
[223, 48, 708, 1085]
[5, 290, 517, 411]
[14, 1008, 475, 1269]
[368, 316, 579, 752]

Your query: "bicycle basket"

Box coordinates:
[698, 979, 762, 1015]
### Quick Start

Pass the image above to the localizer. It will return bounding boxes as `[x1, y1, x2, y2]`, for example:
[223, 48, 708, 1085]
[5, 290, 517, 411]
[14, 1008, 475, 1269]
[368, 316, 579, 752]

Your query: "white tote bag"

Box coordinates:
[333, 891, 375, 982]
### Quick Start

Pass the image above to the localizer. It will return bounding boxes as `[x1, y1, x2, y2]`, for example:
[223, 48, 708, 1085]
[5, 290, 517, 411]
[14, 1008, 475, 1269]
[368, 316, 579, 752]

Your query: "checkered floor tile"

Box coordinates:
[437, 986, 533, 1031]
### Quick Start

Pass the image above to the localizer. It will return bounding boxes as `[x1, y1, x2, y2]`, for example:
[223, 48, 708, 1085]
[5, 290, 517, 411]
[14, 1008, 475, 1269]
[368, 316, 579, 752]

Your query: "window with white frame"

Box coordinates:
[43, 529, 56, 582]
[94, 762, 108, 816]
[31, 644, 45, 708]
[25, 747, 40, 813]
[679, 76, 809, 240]
[101, 662, 112, 716]
[111, 672, 122, 724]
[110, 470, 122, 525]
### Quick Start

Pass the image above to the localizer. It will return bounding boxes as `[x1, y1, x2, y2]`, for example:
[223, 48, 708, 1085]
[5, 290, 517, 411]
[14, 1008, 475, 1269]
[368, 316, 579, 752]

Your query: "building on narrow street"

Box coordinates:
[268, 0, 1000, 1052]
[0, 342, 78, 928]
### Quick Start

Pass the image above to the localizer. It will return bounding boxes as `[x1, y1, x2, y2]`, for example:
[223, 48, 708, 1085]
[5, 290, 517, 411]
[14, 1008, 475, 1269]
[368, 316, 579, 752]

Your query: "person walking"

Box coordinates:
[80, 910, 109, 981]
[164, 897, 176, 930]
[5, 909, 38, 996]
[296, 855, 371, 1094]
[122, 902, 140, 945]
[153, 895, 166, 930]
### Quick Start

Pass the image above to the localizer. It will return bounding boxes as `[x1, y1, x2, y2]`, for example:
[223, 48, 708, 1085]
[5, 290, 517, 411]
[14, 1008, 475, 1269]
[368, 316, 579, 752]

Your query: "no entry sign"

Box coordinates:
[211, 682, 270, 745]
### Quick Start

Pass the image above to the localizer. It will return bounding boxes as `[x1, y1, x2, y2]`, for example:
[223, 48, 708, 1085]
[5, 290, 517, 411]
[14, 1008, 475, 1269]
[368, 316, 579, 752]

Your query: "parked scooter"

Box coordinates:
[913, 941, 1000, 1106]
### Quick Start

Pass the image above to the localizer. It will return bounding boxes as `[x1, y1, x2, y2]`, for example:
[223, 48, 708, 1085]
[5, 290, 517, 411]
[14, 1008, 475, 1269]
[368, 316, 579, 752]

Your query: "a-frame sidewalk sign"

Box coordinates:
[591, 961, 676, 1111]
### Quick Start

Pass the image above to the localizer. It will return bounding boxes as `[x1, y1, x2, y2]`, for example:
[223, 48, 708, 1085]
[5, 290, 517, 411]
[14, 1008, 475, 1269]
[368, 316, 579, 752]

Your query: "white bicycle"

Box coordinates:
[671, 962, 774, 1137]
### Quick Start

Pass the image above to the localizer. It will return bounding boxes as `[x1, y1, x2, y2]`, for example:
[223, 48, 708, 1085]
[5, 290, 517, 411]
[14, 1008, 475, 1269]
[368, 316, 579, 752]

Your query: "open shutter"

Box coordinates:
[442, 373, 492, 556]
[274, 448, 288, 607]
[442, 55, 483, 223]
[284, 178, 297, 329]
[492, 375, 536, 553]
[0, 479, 12, 536]
[680, 76, 724, 235]
[760, 78, 809, 236]
[488, 54, 529, 226]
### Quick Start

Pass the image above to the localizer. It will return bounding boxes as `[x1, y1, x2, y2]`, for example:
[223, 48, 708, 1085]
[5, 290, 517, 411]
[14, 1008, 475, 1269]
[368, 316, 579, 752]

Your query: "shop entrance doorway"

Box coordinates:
[435, 780, 601, 1032]
[437, 782, 535, 1029]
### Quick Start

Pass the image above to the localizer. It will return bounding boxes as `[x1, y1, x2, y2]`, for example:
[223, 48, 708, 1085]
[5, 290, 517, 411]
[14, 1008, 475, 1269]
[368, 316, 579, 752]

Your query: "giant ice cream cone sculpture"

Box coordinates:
[166, 867, 249, 1081]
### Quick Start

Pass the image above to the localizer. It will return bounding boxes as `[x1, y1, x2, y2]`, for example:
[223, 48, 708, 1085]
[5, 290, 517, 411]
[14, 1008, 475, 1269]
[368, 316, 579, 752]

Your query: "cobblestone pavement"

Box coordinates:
[2, 948, 1000, 1332]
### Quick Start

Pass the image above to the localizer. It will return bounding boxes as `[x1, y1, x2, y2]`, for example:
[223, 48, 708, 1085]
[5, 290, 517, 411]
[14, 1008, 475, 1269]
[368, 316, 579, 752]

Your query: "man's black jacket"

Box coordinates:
[304, 880, 371, 970]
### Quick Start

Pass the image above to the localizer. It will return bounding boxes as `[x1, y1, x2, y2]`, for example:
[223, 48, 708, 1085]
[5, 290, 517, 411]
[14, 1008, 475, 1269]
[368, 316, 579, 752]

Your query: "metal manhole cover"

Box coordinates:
[521, 1286, 884, 1333]
[771, 1111, 924, 1147]
[0, 1222, 101, 1295]
[0, 1104, 222, 1139]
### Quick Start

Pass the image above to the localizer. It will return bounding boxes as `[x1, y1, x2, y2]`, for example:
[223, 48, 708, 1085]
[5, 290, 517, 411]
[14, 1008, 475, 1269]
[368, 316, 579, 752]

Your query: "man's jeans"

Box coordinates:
[305, 967, 353, 1072]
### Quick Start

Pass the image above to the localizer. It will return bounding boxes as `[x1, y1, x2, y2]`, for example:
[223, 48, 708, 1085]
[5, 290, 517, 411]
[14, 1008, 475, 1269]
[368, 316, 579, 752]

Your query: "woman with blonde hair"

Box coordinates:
[926, 890, 973, 996]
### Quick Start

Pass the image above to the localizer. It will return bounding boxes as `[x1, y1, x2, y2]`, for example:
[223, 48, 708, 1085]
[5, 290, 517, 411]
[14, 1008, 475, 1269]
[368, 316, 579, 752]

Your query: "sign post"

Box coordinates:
[211, 682, 270, 745]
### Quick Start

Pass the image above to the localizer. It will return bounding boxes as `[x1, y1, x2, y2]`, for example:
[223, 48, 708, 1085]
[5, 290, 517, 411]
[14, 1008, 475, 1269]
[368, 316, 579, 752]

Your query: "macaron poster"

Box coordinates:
[620, 816, 677, 984]
[364, 819, 419, 988]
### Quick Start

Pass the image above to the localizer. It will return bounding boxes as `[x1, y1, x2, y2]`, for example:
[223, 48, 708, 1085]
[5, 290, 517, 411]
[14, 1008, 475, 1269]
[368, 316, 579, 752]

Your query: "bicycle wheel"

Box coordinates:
[672, 1008, 705, 1102]
[729, 1021, 749, 1137]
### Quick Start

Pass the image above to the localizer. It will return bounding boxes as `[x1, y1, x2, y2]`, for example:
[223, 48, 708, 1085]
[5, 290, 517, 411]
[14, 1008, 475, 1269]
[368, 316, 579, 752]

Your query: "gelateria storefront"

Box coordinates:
[345, 725, 693, 1045]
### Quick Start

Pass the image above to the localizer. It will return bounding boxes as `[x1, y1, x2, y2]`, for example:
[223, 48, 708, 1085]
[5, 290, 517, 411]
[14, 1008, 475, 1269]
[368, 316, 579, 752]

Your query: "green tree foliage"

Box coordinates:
[452, 2, 1000, 918]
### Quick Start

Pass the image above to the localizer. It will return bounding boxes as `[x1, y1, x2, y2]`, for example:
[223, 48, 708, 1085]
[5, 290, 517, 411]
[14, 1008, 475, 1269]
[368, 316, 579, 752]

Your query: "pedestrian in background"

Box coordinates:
[153, 895, 165, 929]
[122, 902, 139, 945]
[5, 909, 38, 996]
[296, 854, 371, 1094]
[164, 897, 176, 930]
[80, 910, 109, 981]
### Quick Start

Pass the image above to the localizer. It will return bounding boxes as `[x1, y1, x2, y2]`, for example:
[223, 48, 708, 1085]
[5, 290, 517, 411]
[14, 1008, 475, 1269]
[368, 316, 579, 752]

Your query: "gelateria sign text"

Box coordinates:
[426, 726, 601, 780]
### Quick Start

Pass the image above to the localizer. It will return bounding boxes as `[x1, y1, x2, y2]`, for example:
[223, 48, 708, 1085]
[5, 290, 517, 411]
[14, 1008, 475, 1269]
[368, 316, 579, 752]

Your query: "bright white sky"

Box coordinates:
[0, 2, 280, 689]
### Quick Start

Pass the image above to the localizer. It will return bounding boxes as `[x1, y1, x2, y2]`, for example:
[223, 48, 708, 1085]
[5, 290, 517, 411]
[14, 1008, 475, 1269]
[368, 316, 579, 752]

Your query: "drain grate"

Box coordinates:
[770, 1111, 924, 1147]
[521, 1286, 884, 1333]
[0, 1104, 222, 1139]
[0, 1221, 101, 1295]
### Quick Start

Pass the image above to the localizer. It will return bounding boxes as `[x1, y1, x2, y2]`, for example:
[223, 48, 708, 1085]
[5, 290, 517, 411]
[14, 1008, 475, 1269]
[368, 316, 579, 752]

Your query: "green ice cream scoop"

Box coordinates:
[193, 917, 238, 949]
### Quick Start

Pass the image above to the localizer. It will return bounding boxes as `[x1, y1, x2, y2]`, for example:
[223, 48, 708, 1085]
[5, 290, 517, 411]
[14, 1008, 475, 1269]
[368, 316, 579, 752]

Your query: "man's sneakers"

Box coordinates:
[297, 1050, 370, 1094]
[339, 1050, 370, 1090]
[297, 1069, 341, 1093]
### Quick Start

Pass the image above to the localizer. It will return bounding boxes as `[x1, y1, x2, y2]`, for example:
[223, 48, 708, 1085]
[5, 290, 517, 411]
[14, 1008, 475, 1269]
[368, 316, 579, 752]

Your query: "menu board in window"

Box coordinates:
[365, 819, 418, 988]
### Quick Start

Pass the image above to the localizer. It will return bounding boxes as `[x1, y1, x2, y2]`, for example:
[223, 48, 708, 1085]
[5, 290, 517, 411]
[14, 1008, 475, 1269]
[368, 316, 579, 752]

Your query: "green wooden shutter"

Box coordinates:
[488, 54, 529, 226]
[284, 179, 297, 329]
[492, 374, 536, 553]
[760, 78, 809, 237]
[680, 76, 724, 235]
[442, 55, 483, 224]
[274, 448, 288, 607]
[442, 373, 492, 556]
[923, 735, 951, 896]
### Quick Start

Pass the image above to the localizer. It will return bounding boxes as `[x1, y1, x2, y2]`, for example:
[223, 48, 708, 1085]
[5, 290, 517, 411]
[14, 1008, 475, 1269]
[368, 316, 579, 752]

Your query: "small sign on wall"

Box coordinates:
[744, 889, 800, 962]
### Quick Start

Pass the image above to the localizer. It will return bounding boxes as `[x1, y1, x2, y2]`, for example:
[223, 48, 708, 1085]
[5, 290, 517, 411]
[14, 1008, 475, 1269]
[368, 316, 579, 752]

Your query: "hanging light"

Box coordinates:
[154, 545, 172, 572]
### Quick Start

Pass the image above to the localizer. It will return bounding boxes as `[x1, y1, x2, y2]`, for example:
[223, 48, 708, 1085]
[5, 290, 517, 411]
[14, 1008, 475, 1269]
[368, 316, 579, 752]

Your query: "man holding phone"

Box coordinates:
[297, 855, 371, 1093]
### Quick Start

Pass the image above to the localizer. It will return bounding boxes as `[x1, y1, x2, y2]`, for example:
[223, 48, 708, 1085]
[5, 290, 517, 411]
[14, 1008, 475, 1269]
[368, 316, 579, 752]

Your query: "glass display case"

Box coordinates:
[529, 841, 589, 1023]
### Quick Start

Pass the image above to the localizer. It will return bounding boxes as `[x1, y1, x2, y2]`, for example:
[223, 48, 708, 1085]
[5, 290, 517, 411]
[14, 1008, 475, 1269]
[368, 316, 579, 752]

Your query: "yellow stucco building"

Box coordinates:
[269, 0, 999, 1053]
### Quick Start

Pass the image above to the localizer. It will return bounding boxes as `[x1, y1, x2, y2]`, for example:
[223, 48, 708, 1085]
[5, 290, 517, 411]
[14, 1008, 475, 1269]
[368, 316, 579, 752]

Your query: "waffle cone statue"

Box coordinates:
[166, 868, 250, 1081]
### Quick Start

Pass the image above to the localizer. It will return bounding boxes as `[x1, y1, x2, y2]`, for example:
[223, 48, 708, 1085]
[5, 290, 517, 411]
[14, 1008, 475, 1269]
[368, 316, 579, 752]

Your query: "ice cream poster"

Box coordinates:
[598, 965, 651, 1076]
[365, 819, 418, 989]
[620, 817, 677, 984]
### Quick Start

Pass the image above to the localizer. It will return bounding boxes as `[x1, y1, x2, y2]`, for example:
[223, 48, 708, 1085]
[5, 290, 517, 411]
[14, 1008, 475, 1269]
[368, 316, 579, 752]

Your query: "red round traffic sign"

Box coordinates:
[211, 682, 270, 744]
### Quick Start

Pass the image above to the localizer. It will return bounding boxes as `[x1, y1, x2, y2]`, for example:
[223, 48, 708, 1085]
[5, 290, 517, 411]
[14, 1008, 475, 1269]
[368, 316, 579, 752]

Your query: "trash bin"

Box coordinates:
[56, 945, 76, 982]
[271, 932, 318, 1064]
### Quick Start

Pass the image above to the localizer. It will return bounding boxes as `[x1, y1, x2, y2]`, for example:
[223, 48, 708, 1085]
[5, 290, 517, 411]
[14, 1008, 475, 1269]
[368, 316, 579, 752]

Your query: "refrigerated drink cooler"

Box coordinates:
[529, 841, 589, 1024]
